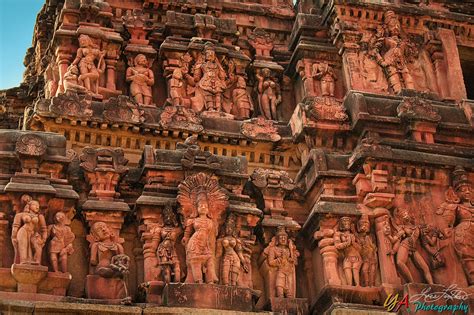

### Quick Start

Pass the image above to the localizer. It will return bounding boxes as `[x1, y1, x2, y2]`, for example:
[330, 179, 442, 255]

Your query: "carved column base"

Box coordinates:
[11, 264, 48, 293]
[264, 297, 308, 314]
[38, 272, 72, 296]
[85, 275, 127, 300]
[162, 283, 256, 312]
[145, 280, 166, 304]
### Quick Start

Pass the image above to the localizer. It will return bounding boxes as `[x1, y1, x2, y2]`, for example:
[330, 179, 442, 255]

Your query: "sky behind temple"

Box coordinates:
[0, 0, 44, 89]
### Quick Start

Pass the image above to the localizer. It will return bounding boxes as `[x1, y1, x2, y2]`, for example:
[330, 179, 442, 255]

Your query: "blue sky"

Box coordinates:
[0, 0, 44, 89]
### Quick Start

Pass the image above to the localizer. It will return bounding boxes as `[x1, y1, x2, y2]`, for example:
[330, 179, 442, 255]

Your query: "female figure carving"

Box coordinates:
[218, 214, 249, 286]
[11, 196, 47, 265]
[48, 212, 75, 272]
[71, 34, 105, 95]
[126, 54, 154, 105]
[256, 68, 280, 120]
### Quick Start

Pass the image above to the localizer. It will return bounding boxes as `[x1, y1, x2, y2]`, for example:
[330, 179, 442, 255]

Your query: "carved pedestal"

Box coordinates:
[162, 283, 256, 312]
[85, 275, 127, 300]
[265, 297, 308, 315]
[11, 264, 48, 293]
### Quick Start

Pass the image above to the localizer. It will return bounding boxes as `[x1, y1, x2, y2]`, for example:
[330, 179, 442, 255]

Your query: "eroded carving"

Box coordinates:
[241, 116, 281, 142]
[126, 54, 154, 106]
[48, 212, 75, 273]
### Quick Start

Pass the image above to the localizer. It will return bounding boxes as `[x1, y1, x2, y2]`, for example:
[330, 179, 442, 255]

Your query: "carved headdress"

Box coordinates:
[177, 172, 229, 221]
[453, 166, 470, 192]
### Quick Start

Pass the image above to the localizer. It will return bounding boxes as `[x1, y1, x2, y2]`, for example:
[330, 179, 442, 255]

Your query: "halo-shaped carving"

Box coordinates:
[177, 172, 228, 220]
[15, 134, 47, 157]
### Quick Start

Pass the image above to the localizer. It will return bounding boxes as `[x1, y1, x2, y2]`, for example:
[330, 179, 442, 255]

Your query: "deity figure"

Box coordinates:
[334, 217, 362, 286]
[419, 224, 445, 269]
[178, 172, 229, 284]
[371, 11, 415, 94]
[232, 76, 253, 120]
[390, 207, 434, 284]
[256, 68, 281, 121]
[263, 226, 299, 298]
[11, 195, 47, 265]
[436, 166, 474, 285]
[147, 205, 182, 283]
[312, 62, 336, 97]
[169, 68, 184, 107]
[48, 212, 75, 273]
[193, 43, 227, 112]
[126, 54, 154, 105]
[357, 215, 377, 287]
[71, 34, 105, 95]
[217, 214, 249, 286]
[89, 221, 128, 278]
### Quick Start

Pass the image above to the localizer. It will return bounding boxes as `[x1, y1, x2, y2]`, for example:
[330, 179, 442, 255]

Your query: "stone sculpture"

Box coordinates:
[89, 221, 127, 278]
[217, 214, 249, 286]
[390, 207, 434, 284]
[71, 34, 105, 95]
[178, 172, 229, 284]
[262, 226, 299, 298]
[371, 11, 415, 94]
[147, 205, 182, 283]
[232, 76, 253, 120]
[334, 217, 362, 286]
[256, 68, 281, 121]
[192, 43, 227, 112]
[356, 215, 377, 287]
[312, 62, 336, 97]
[11, 195, 47, 265]
[126, 54, 154, 105]
[48, 212, 75, 273]
[437, 166, 474, 285]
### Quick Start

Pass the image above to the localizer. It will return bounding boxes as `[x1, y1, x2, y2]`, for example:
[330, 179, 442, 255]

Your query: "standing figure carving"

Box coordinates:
[217, 214, 249, 286]
[312, 62, 336, 97]
[193, 43, 227, 112]
[262, 226, 299, 298]
[147, 205, 182, 283]
[178, 172, 229, 284]
[11, 195, 47, 265]
[371, 11, 415, 94]
[390, 207, 434, 284]
[48, 212, 75, 272]
[437, 166, 474, 285]
[89, 221, 129, 278]
[232, 76, 253, 120]
[71, 34, 105, 95]
[334, 217, 362, 286]
[256, 68, 281, 121]
[357, 215, 377, 287]
[126, 54, 154, 105]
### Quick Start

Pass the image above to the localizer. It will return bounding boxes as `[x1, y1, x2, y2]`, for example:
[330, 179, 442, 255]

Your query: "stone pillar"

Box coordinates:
[314, 229, 342, 286]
